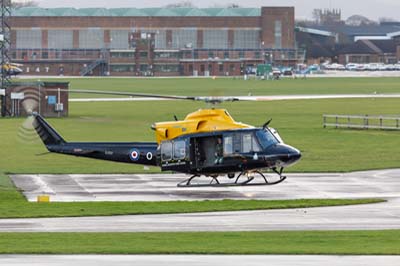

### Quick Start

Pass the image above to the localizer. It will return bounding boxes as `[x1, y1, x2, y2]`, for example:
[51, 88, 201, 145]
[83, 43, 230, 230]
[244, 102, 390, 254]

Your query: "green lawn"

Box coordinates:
[1, 98, 400, 174]
[0, 231, 399, 254]
[21, 77, 400, 97]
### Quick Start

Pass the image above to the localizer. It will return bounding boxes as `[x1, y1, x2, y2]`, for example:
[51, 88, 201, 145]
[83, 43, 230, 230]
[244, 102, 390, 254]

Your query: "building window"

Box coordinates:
[208, 64, 214, 74]
[219, 64, 224, 72]
[274, 20, 282, 49]
[110, 52, 135, 58]
[139, 52, 148, 59]
[239, 51, 244, 59]
[255, 51, 261, 59]
[140, 64, 149, 72]
[233, 29, 260, 49]
[194, 50, 199, 59]
[203, 29, 228, 49]
[155, 52, 179, 59]
[208, 51, 214, 58]
[200, 64, 205, 72]
[224, 51, 229, 59]
[110, 65, 135, 72]
[188, 64, 193, 73]
[154, 64, 179, 73]
[42, 51, 48, 59]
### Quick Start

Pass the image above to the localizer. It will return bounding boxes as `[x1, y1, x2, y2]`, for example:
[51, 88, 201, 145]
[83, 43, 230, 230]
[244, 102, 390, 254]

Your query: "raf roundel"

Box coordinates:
[129, 148, 140, 161]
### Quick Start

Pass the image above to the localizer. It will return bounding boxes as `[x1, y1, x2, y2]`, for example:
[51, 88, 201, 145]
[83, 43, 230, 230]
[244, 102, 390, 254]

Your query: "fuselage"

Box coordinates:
[157, 127, 301, 175]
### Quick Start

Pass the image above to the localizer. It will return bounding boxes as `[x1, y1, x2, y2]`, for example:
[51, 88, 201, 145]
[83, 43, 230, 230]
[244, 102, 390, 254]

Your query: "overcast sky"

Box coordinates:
[24, 0, 400, 21]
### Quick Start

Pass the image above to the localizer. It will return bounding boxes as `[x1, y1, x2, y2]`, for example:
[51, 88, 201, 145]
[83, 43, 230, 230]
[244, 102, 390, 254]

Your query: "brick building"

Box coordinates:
[10, 6, 301, 76]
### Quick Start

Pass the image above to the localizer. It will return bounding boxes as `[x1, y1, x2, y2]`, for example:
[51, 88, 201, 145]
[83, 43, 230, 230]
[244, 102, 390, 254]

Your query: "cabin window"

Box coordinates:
[242, 134, 252, 153]
[161, 141, 173, 161]
[242, 133, 261, 153]
[173, 140, 186, 160]
[252, 136, 261, 152]
[223, 136, 233, 155]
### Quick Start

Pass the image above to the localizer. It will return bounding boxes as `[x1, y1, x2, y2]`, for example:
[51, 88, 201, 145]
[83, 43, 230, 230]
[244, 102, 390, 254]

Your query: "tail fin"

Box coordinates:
[32, 113, 66, 146]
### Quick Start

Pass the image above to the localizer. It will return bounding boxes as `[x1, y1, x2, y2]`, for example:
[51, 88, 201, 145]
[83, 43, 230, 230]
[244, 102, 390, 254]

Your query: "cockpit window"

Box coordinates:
[256, 129, 279, 149]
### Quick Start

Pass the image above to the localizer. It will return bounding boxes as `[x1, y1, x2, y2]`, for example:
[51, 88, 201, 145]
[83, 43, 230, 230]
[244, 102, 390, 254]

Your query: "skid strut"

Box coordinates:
[177, 168, 286, 188]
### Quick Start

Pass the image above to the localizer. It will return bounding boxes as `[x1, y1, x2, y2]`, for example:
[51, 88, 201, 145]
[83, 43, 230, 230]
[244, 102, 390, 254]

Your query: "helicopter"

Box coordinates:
[1, 63, 23, 76]
[31, 90, 301, 187]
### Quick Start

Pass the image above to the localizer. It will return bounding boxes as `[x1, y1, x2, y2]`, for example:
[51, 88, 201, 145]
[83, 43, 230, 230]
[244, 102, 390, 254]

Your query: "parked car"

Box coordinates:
[346, 63, 359, 71]
[281, 67, 293, 76]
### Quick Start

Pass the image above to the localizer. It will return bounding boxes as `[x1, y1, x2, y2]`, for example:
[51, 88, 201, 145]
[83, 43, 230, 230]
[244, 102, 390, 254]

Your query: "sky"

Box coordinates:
[19, 0, 400, 21]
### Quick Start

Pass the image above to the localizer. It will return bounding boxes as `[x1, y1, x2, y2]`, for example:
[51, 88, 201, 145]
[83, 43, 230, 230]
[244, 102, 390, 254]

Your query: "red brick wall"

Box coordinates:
[42, 30, 48, 49]
[261, 7, 295, 48]
[197, 30, 203, 49]
[73, 30, 79, 49]
[397, 46, 400, 62]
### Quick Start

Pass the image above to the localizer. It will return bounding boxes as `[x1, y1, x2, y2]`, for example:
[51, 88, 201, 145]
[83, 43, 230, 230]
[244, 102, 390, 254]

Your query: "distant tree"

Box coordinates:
[226, 3, 240, 8]
[311, 9, 322, 24]
[12, 1, 39, 8]
[346, 15, 377, 26]
[165, 1, 195, 8]
[379, 17, 397, 23]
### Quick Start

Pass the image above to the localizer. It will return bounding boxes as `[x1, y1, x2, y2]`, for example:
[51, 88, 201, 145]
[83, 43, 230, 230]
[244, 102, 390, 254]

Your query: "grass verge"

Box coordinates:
[0, 231, 399, 254]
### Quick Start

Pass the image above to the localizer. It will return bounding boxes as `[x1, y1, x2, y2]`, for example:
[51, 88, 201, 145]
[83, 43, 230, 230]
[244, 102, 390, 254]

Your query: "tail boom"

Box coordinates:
[32, 114, 158, 166]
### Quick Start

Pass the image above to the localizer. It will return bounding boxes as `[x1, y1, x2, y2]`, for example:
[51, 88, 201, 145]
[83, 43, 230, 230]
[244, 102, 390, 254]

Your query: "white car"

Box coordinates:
[365, 63, 383, 71]
[356, 64, 366, 71]
[346, 63, 359, 71]
[331, 63, 346, 70]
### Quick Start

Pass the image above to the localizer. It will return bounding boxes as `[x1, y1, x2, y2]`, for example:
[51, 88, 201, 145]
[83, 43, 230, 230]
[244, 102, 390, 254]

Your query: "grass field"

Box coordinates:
[0, 231, 399, 254]
[29, 77, 400, 97]
[15, 77, 400, 100]
[1, 98, 399, 174]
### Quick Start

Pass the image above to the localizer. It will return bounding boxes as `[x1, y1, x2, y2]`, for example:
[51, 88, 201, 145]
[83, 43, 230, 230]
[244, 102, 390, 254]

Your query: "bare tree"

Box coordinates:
[12, 1, 39, 8]
[312, 9, 322, 24]
[379, 17, 397, 23]
[226, 3, 240, 8]
[165, 1, 195, 8]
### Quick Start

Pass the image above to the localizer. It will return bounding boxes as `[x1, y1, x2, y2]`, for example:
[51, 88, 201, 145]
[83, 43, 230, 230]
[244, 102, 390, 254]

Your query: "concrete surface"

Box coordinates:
[3, 169, 400, 232]
[0, 255, 399, 266]
[10, 169, 400, 202]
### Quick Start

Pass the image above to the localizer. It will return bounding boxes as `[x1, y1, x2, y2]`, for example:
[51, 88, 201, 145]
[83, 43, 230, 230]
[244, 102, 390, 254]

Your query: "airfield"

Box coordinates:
[1, 77, 400, 264]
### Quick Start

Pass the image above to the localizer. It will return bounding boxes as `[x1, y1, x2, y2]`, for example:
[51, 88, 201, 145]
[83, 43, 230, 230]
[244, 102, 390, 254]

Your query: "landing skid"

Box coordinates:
[177, 168, 286, 188]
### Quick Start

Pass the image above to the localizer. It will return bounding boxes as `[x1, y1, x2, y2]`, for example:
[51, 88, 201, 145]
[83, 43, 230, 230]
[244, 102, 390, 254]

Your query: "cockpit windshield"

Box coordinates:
[256, 129, 279, 149]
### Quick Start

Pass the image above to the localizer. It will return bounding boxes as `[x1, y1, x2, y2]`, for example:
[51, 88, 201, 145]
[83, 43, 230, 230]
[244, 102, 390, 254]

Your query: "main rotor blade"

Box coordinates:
[48, 89, 196, 101]
[47, 89, 243, 103]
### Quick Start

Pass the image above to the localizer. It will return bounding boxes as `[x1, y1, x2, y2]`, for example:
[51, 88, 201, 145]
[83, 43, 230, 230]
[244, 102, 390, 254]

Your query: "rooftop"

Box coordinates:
[12, 7, 261, 17]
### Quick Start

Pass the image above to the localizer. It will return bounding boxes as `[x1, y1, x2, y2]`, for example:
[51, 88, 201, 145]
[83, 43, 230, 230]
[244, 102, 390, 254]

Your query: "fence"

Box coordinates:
[323, 114, 400, 130]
